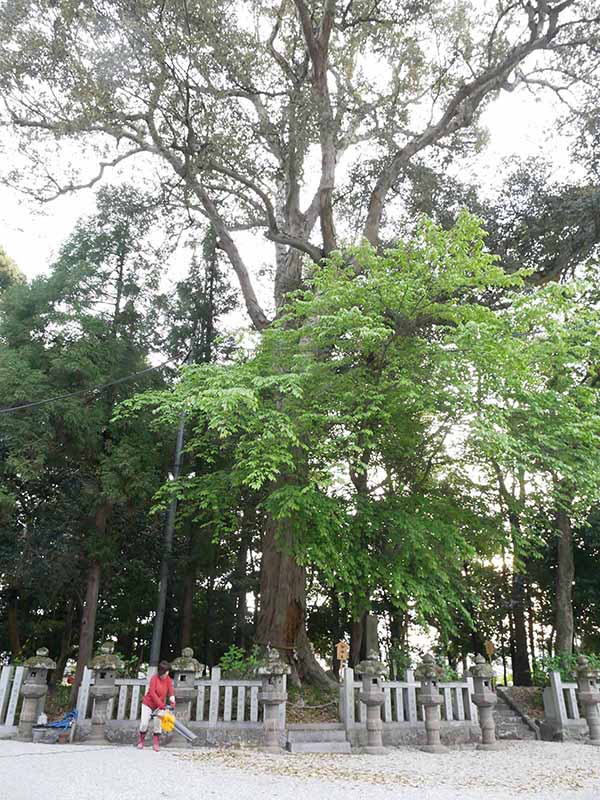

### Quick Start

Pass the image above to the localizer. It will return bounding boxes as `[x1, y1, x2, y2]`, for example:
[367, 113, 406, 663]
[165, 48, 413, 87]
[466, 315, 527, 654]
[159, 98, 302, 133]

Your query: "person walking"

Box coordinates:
[138, 660, 175, 751]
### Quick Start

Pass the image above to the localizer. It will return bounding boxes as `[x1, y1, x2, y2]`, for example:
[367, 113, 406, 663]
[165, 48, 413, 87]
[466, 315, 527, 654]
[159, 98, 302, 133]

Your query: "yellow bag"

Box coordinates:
[161, 711, 175, 733]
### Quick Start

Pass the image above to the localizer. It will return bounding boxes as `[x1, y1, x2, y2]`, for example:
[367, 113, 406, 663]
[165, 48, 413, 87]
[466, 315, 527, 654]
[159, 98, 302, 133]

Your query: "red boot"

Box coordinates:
[152, 734, 160, 752]
[137, 732, 146, 750]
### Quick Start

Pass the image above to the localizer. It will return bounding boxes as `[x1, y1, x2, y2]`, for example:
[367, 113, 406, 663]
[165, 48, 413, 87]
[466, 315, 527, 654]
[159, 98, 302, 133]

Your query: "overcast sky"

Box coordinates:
[0, 87, 578, 288]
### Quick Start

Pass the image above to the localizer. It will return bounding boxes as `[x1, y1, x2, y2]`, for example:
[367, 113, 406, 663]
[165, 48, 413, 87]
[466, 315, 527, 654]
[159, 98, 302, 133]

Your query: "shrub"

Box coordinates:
[532, 652, 600, 687]
[218, 644, 262, 678]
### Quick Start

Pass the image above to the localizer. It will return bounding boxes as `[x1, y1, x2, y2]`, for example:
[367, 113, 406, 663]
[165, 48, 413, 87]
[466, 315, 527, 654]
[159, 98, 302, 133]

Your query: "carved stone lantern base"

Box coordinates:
[476, 741, 505, 752]
[421, 743, 449, 754]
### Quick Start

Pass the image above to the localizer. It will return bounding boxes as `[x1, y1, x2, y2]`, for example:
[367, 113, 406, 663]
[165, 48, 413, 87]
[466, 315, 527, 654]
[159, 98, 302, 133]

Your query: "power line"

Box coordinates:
[0, 355, 182, 415]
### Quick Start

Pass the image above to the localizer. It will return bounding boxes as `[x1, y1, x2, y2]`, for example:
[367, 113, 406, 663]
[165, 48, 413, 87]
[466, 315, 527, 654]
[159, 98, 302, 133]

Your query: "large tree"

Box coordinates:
[0, 185, 174, 689]
[2, 0, 599, 679]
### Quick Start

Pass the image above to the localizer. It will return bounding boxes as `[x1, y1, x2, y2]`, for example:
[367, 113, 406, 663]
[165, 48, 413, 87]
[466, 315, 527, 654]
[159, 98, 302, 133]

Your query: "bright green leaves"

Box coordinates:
[130, 211, 600, 638]
[139, 213, 534, 626]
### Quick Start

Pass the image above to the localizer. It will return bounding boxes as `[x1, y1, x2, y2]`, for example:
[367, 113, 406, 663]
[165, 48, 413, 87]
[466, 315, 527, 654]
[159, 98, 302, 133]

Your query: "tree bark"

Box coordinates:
[555, 509, 575, 654]
[256, 517, 334, 687]
[69, 558, 101, 705]
[69, 499, 111, 703]
[511, 570, 532, 686]
[350, 612, 366, 667]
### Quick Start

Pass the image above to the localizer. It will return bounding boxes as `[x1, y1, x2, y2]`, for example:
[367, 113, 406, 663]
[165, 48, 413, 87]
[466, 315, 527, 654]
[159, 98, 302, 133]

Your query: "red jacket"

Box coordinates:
[142, 673, 174, 710]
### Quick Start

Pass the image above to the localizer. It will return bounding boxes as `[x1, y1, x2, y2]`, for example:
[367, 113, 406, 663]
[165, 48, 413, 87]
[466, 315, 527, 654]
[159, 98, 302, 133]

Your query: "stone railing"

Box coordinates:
[340, 668, 478, 725]
[12, 646, 600, 750]
[0, 665, 26, 737]
[76, 665, 272, 726]
[339, 666, 480, 747]
[538, 659, 600, 745]
[542, 671, 585, 740]
[75, 660, 288, 747]
[1, 645, 288, 749]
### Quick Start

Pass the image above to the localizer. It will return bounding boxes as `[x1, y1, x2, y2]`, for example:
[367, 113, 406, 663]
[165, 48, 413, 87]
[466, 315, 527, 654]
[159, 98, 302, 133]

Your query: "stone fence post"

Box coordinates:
[340, 666, 355, 732]
[17, 648, 56, 741]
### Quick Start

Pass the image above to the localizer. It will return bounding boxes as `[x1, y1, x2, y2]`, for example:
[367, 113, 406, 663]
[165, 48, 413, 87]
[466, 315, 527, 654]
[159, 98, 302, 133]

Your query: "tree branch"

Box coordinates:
[362, 5, 573, 246]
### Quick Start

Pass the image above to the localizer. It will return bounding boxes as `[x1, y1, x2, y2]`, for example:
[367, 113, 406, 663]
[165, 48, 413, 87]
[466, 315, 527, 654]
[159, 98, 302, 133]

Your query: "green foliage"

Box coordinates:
[218, 644, 261, 678]
[134, 213, 533, 634]
[114, 651, 141, 678]
[0, 185, 173, 660]
[0, 246, 25, 294]
[532, 653, 600, 687]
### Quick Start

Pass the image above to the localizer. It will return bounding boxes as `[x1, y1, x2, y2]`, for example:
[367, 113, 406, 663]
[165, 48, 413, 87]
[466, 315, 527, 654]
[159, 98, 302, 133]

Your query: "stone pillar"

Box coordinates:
[575, 655, 600, 746]
[171, 647, 204, 722]
[17, 648, 56, 741]
[356, 653, 388, 755]
[258, 645, 290, 753]
[88, 642, 123, 743]
[416, 654, 448, 753]
[470, 654, 503, 751]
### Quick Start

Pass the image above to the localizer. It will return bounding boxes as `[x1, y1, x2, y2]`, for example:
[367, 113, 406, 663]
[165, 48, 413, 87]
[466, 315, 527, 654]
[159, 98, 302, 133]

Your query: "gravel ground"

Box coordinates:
[1, 740, 599, 800]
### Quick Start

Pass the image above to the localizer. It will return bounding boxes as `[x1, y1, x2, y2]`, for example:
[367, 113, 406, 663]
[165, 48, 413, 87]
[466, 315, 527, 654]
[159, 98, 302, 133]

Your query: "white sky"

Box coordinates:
[0, 88, 577, 292]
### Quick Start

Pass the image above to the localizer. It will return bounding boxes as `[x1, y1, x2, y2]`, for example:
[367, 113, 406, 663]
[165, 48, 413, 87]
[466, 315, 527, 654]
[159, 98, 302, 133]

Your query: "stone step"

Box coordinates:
[493, 697, 538, 741]
[286, 741, 352, 754]
[497, 728, 537, 740]
[287, 729, 348, 743]
[287, 723, 345, 730]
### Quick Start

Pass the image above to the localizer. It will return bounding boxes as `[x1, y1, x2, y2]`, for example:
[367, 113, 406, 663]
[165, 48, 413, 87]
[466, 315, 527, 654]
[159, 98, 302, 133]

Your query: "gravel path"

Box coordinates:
[1, 740, 599, 800]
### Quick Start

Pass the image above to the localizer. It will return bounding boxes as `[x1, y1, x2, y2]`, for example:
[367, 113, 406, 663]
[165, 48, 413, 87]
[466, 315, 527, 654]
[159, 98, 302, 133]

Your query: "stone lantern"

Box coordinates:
[575, 655, 600, 746]
[470, 654, 502, 751]
[257, 644, 290, 753]
[171, 647, 204, 722]
[356, 650, 388, 755]
[415, 654, 448, 753]
[89, 641, 123, 742]
[17, 647, 56, 741]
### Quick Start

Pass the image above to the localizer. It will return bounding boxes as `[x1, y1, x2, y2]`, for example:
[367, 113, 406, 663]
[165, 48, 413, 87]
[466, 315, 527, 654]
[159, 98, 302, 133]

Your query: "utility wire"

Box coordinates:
[0, 354, 185, 415]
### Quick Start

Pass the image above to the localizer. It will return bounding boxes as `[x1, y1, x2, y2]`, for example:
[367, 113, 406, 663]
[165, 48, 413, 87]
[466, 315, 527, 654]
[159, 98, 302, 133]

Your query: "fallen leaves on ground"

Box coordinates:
[173, 743, 600, 794]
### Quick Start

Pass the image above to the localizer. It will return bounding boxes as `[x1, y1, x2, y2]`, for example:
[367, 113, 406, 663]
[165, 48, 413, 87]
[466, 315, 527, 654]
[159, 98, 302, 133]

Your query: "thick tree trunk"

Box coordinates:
[389, 608, 409, 679]
[390, 609, 408, 652]
[256, 518, 334, 687]
[69, 559, 101, 705]
[350, 612, 366, 667]
[69, 499, 111, 703]
[555, 509, 575, 654]
[511, 570, 532, 686]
